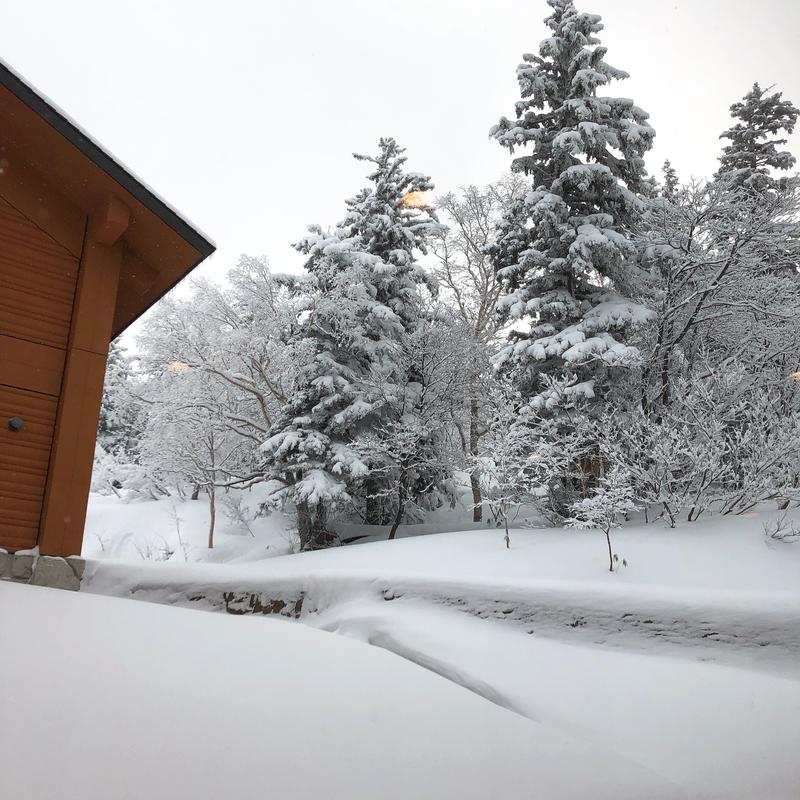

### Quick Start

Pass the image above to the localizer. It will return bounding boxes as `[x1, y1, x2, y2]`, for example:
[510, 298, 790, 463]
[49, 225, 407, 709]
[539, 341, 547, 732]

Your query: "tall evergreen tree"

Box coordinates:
[490, 0, 656, 404]
[661, 159, 678, 200]
[714, 83, 800, 284]
[97, 339, 144, 462]
[261, 138, 441, 548]
[716, 83, 798, 189]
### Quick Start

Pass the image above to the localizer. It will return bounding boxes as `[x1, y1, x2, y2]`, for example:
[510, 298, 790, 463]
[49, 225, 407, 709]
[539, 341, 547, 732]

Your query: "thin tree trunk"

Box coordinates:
[605, 527, 613, 572]
[364, 477, 384, 525]
[470, 472, 483, 523]
[191, 484, 201, 501]
[504, 515, 510, 549]
[657, 347, 671, 408]
[207, 435, 216, 548]
[388, 482, 406, 541]
[469, 396, 483, 522]
[208, 484, 216, 549]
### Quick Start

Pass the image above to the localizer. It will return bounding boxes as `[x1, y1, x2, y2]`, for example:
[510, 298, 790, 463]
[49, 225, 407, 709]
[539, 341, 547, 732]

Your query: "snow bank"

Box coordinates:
[73, 504, 800, 797]
[83, 510, 800, 674]
[0, 582, 678, 800]
[313, 596, 800, 800]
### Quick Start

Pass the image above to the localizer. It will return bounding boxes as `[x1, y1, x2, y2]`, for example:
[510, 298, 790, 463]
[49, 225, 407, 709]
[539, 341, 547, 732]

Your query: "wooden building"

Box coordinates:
[0, 62, 214, 558]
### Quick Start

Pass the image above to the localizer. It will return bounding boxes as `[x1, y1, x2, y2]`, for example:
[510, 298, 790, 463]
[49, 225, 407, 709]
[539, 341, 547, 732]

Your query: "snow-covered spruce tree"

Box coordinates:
[661, 159, 678, 200]
[355, 306, 469, 540]
[261, 138, 442, 549]
[715, 83, 798, 190]
[97, 340, 144, 464]
[93, 340, 152, 497]
[490, 0, 655, 404]
[713, 84, 800, 294]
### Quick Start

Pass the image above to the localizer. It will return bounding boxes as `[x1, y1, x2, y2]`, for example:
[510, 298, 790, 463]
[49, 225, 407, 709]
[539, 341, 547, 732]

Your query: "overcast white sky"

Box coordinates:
[2, 0, 799, 281]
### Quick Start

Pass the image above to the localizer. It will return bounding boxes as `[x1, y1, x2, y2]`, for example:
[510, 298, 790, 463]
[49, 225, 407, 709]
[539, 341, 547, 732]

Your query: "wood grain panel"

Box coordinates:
[69, 240, 121, 356]
[38, 348, 107, 557]
[0, 385, 57, 550]
[0, 144, 86, 257]
[39, 233, 122, 557]
[0, 334, 65, 396]
[0, 195, 79, 349]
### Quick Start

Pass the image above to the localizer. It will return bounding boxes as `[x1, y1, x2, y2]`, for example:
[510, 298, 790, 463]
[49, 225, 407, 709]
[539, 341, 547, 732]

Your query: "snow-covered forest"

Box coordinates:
[5, 3, 800, 798]
[93, 0, 800, 561]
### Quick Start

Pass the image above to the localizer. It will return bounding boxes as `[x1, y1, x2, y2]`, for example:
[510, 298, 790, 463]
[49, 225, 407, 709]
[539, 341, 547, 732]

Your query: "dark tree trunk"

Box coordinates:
[297, 502, 334, 551]
[297, 502, 313, 550]
[364, 477, 384, 526]
[191, 484, 201, 501]
[388, 482, 406, 541]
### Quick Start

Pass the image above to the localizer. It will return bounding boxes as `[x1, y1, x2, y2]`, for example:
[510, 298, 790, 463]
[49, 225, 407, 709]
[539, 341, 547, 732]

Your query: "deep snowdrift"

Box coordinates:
[312, 595, 800, 800]
[75, 495, 800, 797]
[0, 581, 679, 800]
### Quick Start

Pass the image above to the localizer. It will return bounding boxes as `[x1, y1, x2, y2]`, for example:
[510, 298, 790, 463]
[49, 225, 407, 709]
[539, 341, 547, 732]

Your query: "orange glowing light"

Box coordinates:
[401, 190, 434, 209]
[167, 361, 191, 373]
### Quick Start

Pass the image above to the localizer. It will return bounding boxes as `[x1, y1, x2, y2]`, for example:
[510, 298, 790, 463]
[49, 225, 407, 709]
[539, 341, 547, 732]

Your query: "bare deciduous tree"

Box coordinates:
[430, 177, 527, 520]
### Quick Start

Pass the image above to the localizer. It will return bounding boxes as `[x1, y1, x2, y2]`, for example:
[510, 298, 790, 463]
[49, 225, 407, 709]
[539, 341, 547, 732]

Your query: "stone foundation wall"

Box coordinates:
[0, 552, 84, 591]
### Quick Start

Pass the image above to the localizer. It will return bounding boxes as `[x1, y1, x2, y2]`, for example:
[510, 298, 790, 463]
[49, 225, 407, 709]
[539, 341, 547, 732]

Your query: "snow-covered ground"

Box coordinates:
[314, 596, 800, 800]
[81, 485, 510, 563]
[53, 494, 800, 796]
[82, 489, 298, 563]
[0, 581, 679, 800]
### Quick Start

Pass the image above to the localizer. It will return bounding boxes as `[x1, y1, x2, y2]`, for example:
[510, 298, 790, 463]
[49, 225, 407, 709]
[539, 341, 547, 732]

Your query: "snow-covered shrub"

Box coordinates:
[91, 444, 169, 502]
[763, 514, 800, 543]
[220, 495, 257, 538]
[472, 387, 533, 547]
[567, 467, 637, 571]
[595, 363, 800, 525]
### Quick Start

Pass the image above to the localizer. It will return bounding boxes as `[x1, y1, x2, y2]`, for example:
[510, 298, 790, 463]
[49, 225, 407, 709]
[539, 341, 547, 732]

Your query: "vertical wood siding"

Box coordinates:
[0, 195, 79, 551]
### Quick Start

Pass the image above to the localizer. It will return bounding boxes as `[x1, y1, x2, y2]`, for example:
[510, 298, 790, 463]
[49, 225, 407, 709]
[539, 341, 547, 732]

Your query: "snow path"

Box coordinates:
[82, 567, 800, 798]
[309, 595, 800, 800]
[83, 515, 800, 679]
[85, 561, 800, 678]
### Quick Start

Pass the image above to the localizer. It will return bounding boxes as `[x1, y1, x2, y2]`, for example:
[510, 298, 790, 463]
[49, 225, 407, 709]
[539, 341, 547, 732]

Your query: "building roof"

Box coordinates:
[0, 60, 215, 336]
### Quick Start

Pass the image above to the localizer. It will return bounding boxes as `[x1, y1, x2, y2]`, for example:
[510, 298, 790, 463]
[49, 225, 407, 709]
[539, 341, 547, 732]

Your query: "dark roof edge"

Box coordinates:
[0, 60, 215, 258]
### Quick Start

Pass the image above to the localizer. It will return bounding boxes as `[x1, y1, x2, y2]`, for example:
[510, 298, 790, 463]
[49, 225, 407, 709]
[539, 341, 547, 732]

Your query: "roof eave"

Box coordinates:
[0, 59, 215, 260]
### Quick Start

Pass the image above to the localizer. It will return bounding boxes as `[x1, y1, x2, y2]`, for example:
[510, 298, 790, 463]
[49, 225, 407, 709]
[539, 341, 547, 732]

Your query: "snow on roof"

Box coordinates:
[0, 58, 215, 256]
